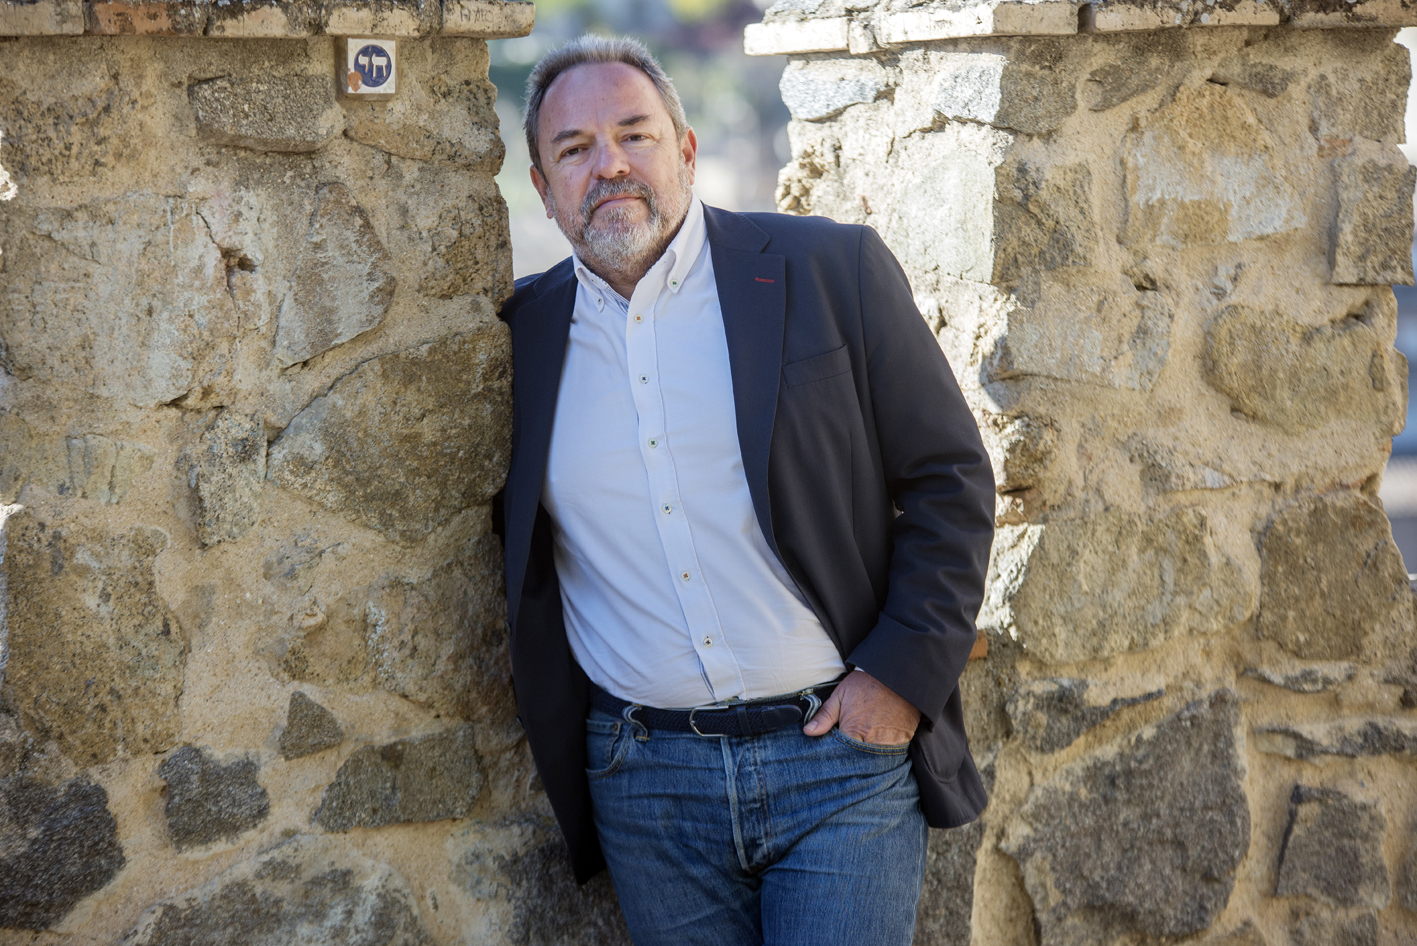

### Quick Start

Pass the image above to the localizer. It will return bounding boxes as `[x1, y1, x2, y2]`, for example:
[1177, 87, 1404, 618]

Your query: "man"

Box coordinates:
[497, 34, 995, 945]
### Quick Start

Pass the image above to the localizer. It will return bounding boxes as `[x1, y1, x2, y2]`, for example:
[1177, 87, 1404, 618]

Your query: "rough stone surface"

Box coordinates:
[0, 775, 125, 930]
[1275, 786, 1389, 909]
[1401, 844, 1417, 913]
[126, 835, 433, 946]
[65, 433, 155, 504]
[780, 59, 888, 121]
[1254, 718, 1417, 761]
[1332, 153, 1416, 286]
[193, 411, 265, 546]
[1123, 84, 1302, 248]
[1307, 46, 1409, 142]
[1242, 662, 1356, 693]
[277, 691, 344, 760]
[189, 74, 343, 153]
[1006, 678, 1164, 753]
[1200, 922, 1270, 946]
[1, 509, 185, 765]
[1292, 913, 1378, 946]
[1256, 493, 1411, 660]
[267, 327, 511, 544]
[313, 724, 483, 831]
[980, 509, 1255, 664]
[273, 183, 396, 368]
[159, 745, 271, 850]
[992, 160, 1096, 289]
[914, 822, 986, 946]
[1002, 691, 1249, 945]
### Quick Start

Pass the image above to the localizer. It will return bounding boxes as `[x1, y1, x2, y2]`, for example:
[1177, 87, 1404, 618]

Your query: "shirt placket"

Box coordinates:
[624, 281, 742, 703]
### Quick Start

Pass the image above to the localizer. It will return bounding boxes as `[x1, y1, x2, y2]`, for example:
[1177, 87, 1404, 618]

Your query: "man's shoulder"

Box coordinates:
[708, 206, 862, 247]
[499, 257, 575, 323]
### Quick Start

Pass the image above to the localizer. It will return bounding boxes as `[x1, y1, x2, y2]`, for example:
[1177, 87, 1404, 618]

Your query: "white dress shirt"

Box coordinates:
[541, 197, 846, 708]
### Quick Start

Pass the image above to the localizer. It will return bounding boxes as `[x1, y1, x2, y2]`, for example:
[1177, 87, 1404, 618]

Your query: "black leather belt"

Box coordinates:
[590, 680, 840, 738]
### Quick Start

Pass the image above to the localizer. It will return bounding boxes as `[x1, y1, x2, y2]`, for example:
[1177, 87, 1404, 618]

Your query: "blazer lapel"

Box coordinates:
[504, 262, 577, 615]
[704, 206, 787, 556]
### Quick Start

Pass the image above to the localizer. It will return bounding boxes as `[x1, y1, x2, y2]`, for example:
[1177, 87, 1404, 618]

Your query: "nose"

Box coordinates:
[592, 137, 631, 180]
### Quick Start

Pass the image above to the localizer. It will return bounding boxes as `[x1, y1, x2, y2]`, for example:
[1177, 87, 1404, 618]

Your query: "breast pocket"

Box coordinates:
[783, 345, 852, 388]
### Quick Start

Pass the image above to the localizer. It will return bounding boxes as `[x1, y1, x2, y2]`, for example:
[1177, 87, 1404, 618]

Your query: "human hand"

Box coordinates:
[802, 670, 920, 746]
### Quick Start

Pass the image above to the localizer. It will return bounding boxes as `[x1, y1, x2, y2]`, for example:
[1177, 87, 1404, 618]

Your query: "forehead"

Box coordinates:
[538, 61, 672, 137]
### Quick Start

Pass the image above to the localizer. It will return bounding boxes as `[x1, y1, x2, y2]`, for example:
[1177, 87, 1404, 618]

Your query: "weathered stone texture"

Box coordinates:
[1242, 662, 1356, 693]
[193, 411, 266, 546]
[1331, 152, 1416, 286]
[780, 59, 889, 121]
[189, 74, 343, 152]
[278, 691, 344, 760]
[273, 183, 397, 368]
[313, 724, 483, 831]
[66, 433, 155, 504]
[126, 836, 434, 946]
[981, 509, 1254, 664]
[914, 822, 985, 946]
[1203, 305, 1406, 435]
[1275, 786, 1389, 909]
[0, 775, 125, 930]
[1002, 691, 1249, 945]
[1292, 913, 1378, 946]
[267, 327, 511, 544]
[1256, 493, 1410, 660]
[159, 745, 271, 850]
[1006, 678, 1163, 753]
[1, 509, 185, 765]
[1254, 717, 1417, 760]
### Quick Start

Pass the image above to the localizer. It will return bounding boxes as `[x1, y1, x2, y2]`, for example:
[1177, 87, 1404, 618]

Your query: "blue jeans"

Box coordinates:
[586, 706, 928, 946]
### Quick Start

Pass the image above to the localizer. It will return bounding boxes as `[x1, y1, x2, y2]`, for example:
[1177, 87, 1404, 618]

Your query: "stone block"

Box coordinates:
[993, 160, 1096, 286]
[1292, 913, 1377, 946]
[1002, 691, 1249, 944]
[188, 75, 343, 153]
[126, 835, 434, 946]
[1210, 52, 1296, 99]
[1254, 718, 1417, 761]
[277, 691, 343, 760]
[193, 412, 265, 546]
[1401, 844, 1417, 912]
[980, 509, 1254, 664]
[0, 776, 125, 930]
[780, 59, 889, 122]
[203, 0, 321, 36]
[1242, 662, 1356, 692]
[267, 327, 511, 545]
[1084, 60, 1167, 111]
[914, 821, 986, 946]
[1204, 306, 1405, 435]
[932, 52, 1006, 124]
[65, 434, 154, 504]
[993, 41, 1078, 134]
[89, 0, 209, 34]
[1006, 678, 1164, 753]
[312, 724, 483, 830]
[441, 0, 533, 36]
[1129, 439, 1235, 493]
[1332, 153, 1416, 286]
[1308, 44, 1409, 141]
[1275, 786, 1389, 909]
[323, 0, 437, 34]
[274, 183, 396, 368]
[1123, 85, 1303, 248]
[0, 0, 82, 34]
[744, 18, 849, 55]
[979, 413, 1058, 493]
[418, 199, 513, 299]
[876, 0, 1076, 44]
[159, 746, 270, 850]
[1256, 493, 1410, 660]
[1090, 0, 1278, 30]
[1, 510, 185, 765]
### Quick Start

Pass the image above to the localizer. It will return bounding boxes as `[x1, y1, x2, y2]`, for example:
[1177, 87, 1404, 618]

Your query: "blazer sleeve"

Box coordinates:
[843, 225, 997, 723]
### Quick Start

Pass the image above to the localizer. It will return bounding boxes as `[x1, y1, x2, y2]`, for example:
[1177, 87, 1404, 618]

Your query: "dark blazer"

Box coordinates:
[498, 206, 996, 883]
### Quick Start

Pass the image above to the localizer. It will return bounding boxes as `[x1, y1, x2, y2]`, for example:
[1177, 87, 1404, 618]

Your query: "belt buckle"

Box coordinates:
[687, 704, 729, 738]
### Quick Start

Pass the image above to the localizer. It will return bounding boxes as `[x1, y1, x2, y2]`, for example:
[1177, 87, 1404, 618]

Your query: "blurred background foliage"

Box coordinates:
[488, 0, 790, 276]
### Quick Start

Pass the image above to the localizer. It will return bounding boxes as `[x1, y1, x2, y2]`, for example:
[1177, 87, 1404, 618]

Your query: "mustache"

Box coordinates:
[580, 178, 658, 223]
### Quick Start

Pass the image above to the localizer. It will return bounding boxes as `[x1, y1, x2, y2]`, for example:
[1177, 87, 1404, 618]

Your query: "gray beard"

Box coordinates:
[548, 162, 693, 287]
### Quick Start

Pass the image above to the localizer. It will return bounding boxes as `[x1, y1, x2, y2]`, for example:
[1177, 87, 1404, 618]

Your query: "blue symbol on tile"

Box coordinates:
[353, 44, 393, 88]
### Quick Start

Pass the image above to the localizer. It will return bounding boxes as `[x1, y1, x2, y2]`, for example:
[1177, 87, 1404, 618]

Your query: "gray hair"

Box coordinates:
[523, 35, 689, 174]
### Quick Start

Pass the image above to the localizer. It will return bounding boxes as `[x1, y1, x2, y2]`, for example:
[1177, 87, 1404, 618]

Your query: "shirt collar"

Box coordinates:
[571, 195, 706, 309]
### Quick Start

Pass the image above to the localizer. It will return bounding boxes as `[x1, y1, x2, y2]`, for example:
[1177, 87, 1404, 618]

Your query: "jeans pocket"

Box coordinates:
[829, 727, 911, 756]
[586, 716, 632, 780]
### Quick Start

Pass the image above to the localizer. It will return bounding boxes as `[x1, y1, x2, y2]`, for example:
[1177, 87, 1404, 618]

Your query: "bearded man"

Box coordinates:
[496, 34, 995, 945]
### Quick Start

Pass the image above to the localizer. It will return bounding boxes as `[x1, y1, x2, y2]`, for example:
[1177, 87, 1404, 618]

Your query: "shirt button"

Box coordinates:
[648, 438, 658, 448]
[703, 637, 712, 647]
[681, 571, 691, 581]
[671, 279, 679, 287]
[634, 315, 643, 323]
[662, 504, 672, 514]
[639, 375, 648, 384]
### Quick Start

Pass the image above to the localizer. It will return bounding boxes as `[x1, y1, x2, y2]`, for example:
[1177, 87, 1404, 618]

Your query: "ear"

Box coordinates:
[681, 127, 698, 186]
[530, 164, 553, 219]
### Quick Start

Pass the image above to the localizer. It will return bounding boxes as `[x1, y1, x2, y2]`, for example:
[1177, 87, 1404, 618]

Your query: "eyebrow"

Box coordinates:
[549, 114, 653, 146]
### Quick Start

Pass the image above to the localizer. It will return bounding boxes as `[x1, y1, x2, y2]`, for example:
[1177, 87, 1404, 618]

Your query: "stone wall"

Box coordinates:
[755, 6, 1417, 945]
[0, 5, 640, 944]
